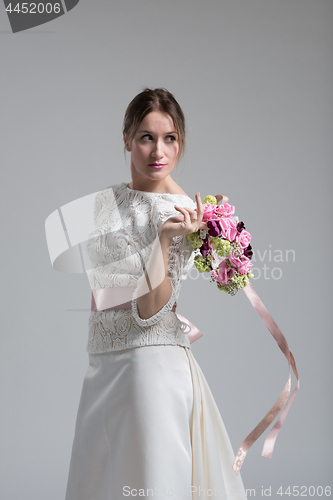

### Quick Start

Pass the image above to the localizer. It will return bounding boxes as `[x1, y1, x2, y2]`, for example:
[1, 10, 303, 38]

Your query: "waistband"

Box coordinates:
[90, 287, 201, 344]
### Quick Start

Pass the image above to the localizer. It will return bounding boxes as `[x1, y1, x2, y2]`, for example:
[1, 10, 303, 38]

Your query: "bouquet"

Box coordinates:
[187, 195, 254, 295]
[186, 194, 299, 476]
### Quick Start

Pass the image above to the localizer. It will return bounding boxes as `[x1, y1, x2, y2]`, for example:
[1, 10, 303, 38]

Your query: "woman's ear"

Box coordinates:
[123, 133, 131, 152]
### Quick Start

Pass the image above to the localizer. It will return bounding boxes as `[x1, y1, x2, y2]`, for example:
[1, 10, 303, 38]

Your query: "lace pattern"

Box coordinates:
[85, 182, 196, 353]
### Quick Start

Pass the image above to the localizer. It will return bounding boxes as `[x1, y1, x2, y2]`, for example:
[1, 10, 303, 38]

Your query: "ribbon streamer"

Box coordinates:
[232, 282, 299, 475]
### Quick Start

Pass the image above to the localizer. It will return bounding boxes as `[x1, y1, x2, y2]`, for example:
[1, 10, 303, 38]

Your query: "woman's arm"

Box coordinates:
[136, 192, 206, 320]
[136, 231, 173, 320]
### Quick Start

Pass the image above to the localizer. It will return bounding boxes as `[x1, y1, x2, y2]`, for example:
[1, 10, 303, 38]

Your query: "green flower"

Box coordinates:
[230, 273, 249, 290]
[215, 270, 251, 296]
[186, 231, 203, 249]
[202, 195, 217, 205]
[211, 237, 231, 257]
[216, 282, 230, 293]
[194, 255, 211, 273]
[247, 270, 254, 280]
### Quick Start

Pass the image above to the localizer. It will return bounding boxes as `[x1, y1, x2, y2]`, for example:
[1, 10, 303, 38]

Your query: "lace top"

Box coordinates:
[85, 182, 197, 353]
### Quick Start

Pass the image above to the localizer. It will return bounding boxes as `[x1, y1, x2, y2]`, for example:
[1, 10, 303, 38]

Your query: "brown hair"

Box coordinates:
[122, 87, 186, 164]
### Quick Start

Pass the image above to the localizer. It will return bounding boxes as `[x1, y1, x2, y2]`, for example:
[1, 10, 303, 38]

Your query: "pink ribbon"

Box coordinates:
[173, 305, 204, 344]
[90, 288, 203, 345]
[232, 281, 300, 475]
[91, 286, 137, 311]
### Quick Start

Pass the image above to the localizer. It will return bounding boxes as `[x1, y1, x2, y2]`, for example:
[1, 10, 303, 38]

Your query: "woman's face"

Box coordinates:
[124, 110, 180, 187]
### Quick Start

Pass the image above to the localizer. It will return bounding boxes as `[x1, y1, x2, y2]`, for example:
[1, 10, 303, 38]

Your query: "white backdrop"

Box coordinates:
[1, 1, 332, 498]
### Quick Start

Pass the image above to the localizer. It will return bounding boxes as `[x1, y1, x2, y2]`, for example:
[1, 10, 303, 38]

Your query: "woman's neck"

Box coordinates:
[129, 175, 175, 194]
[129, 177, 170, 193]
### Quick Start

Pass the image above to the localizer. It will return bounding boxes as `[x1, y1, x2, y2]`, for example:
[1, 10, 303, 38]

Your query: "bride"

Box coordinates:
[62, 87, 248, 499]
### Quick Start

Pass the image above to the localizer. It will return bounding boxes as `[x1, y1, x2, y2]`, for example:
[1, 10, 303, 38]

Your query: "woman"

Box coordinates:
[64, 88, 248, 499]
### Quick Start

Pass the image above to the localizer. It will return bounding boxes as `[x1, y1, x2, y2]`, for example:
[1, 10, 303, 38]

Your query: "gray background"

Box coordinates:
[1, 0, 332, 498]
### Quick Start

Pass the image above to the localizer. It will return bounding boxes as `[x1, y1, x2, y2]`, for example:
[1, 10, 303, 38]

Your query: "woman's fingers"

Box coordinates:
[174, 204, 194, 222]
[173, 193, 208, 231]
[196, 192, 203, 217]
[174, 195, 207, 231]
[174, 204, 194, 215]
[195, 193, 208, 228]
[161, 196, 207, 240]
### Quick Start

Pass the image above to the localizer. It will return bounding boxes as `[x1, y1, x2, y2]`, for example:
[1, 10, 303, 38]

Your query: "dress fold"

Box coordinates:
[185, 349, 247, 499]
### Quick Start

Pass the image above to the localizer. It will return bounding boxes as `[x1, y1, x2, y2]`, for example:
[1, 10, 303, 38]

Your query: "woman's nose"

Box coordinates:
[152, 140, 164, 158]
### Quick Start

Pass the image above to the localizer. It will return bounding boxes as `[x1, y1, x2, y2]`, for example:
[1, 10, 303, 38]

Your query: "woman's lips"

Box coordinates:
[149, 163, 165, 169]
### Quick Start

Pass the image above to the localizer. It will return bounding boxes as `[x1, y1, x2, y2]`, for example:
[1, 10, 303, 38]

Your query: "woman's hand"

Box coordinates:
[159, 192, 207, 243]
[137, 190, 230, 320]
[159, 192, 230, 243]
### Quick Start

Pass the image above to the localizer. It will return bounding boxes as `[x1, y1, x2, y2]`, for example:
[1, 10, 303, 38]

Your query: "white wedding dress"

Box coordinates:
[47, 182, 248, 500]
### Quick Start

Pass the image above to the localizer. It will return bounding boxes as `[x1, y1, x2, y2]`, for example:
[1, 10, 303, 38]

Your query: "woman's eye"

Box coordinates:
[140, 134, 176, 142]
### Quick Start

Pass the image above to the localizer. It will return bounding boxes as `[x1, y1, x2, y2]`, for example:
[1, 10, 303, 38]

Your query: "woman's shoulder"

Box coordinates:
[104, 181, 125, 192]
[154, 191, 196, 217]
[102, 181, 194, 205]
[166, 180, 188, 197]
[167, 186, 188, 197]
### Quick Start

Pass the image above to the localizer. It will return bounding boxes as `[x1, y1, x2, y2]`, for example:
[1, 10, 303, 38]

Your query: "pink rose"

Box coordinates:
[218, 217, 238, 242]
[238, 258, 253, 275]
[229, 253, 253, 275]
[202, 204, 216, 222]
[212, 260, 235, 286]
[228, 253, 243, 268]
[216, 203, 235, 217]
[235, 230, 251, 249]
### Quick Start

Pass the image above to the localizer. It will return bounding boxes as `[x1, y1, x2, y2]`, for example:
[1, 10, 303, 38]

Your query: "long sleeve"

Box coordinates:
[131, 196, 196, 327]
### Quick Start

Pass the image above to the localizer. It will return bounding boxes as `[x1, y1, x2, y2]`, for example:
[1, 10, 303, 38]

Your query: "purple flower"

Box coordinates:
[207, 220, 221, 237]
[200, 238, 211, 258]
[244, 244, 253, 260]
[237, 221, 246, 233]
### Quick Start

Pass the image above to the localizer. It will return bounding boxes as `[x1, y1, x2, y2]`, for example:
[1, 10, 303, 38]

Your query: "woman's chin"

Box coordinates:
[131, 165, 176, 187]
[146, 168, 174, 181]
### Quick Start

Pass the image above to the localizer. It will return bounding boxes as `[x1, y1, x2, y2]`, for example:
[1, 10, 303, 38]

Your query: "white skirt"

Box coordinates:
[65, 346, 247, 500]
